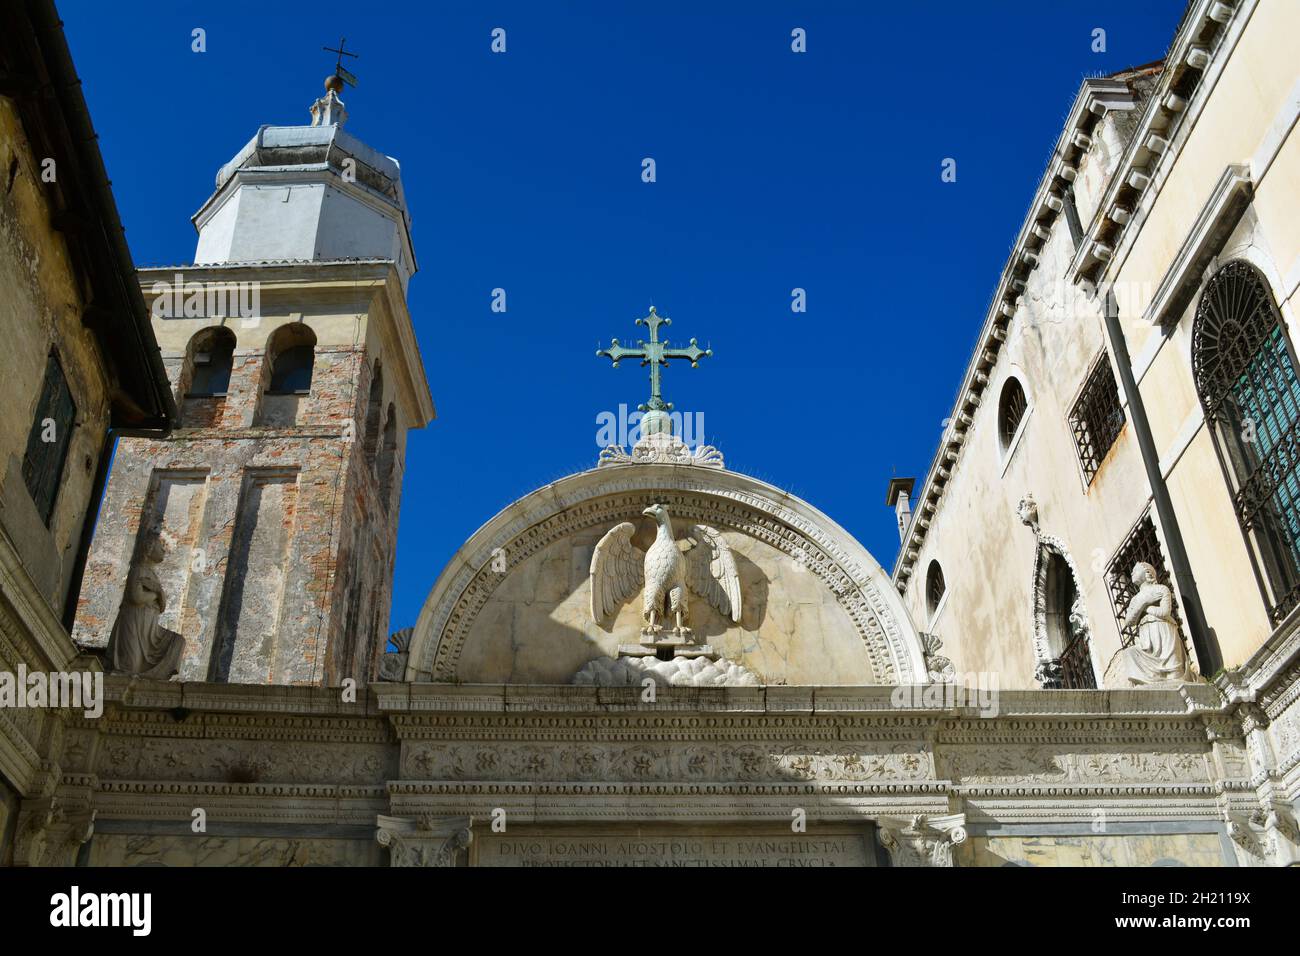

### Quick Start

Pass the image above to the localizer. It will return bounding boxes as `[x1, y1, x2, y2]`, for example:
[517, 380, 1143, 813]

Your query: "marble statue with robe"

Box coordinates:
[106, 538, 185, 680]
[1119, 561, 1193, 685]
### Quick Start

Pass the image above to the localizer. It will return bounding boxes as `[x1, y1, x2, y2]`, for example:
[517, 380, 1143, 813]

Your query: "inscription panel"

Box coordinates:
[476, 826, 878, 867]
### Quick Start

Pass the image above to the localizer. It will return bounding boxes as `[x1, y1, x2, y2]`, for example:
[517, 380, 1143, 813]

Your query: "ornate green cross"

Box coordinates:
[596, 307, 712, 412]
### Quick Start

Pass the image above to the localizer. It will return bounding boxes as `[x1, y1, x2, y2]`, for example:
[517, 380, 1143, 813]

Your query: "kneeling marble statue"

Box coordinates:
[1119, 561, 1193, 685]
[106, 538, 185, 680]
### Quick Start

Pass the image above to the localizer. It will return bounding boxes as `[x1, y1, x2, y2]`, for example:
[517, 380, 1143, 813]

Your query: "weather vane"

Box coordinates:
[323, 36, 359, 89]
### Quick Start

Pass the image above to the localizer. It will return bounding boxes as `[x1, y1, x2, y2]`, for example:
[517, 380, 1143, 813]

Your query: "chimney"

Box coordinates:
[886, 477, 915, 543]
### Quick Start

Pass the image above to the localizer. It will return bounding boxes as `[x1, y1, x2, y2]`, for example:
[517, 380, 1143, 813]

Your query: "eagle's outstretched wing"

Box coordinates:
[684, 524, 742, 623]
[590, 522, 644, 622]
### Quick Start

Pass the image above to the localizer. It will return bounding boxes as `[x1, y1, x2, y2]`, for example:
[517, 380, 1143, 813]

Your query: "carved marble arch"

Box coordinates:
[1029, 536, 1094, 688]
[406, 465, 927, 685]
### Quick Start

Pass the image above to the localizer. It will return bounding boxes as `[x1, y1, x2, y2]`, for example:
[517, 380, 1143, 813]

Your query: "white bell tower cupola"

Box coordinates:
[191, 70, 417, 291]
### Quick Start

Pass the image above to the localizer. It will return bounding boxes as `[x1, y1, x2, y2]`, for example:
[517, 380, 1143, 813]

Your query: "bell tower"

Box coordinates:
[72, 65, 434, 686]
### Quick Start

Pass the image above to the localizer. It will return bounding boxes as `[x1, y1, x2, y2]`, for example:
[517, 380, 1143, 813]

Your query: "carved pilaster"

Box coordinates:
[376, 814, 472, 867]
[877, 813, 966, 867]
[12, 796, 95, 867]
[1225, 800, 1299, 867]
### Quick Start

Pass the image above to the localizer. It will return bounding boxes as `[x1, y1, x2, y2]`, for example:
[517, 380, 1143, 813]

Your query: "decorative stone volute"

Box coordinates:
[876, 813, 967, 867]
[376, 815, 472, 867]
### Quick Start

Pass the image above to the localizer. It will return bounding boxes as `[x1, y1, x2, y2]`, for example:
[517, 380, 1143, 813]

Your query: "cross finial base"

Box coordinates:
[310, 89, 348, 127]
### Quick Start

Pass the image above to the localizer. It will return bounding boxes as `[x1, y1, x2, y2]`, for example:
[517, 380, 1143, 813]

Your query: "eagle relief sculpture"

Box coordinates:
[577, 503, 757, 687]
[590, 503, 741, 641]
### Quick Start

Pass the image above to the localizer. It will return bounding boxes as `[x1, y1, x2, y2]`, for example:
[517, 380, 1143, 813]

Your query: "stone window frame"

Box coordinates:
[1029, 536, 1096, 689]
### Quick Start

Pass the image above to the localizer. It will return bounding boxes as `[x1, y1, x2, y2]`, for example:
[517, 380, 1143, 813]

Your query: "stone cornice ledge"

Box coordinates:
[1078, 0, 1254, 288]
[103, 675, 383, 716]
[100, 676, 1228, 719]
[1220, 601, 1300, 714]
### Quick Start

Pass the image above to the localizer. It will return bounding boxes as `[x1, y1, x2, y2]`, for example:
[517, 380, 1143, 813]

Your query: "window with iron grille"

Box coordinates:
[1106, 514, 1178, 645]
[925, 560, 945, 616]
[21, 353, 77, 526]
[1069, 354, 1126, 484]
[1057, 629, 1096, 689]
[998, 378, 1027, 450]
[1192, 260, 1300, 624]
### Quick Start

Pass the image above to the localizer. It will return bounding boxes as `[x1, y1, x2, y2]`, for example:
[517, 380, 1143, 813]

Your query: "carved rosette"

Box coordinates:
[376, 814, 472, 867]
[876, 813, 967, 867]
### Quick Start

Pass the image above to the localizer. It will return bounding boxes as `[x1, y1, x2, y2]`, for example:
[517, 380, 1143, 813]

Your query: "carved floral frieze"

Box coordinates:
[96, 737, 392, 785]
[400, 740, 933, 784]
[941, 746, 1209, 785]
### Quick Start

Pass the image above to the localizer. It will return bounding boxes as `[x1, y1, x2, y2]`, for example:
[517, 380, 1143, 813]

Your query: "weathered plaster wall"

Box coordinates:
[0, 97, 112, 614]
[900, 0, 1300, 684]
[1112, 0, 1300, 669]
[900, 173, 1149, 688]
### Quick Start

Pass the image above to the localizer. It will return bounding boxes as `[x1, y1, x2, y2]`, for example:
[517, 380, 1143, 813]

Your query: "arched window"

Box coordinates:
[925, 560, 946, 616]
[998, 378, 1028, 450]
[185, 327, 235, 397]
[363, 361, 383, 466]
[378, 404, 398, 511]
[1193, 260, 1300, 622]
[265, 324, 317, 395]
[1038, 548, 1095, 689]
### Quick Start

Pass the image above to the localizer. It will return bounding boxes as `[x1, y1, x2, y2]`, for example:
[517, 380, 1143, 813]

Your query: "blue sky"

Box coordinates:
[62, 0, 1186, 631]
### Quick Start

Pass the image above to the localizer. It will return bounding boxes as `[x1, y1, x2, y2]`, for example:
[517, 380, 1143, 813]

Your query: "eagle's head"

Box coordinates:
[642, 503, 668, 521]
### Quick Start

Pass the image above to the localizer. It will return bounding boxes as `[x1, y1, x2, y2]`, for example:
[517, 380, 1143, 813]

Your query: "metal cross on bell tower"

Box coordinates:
[596, 307, 712, 413]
